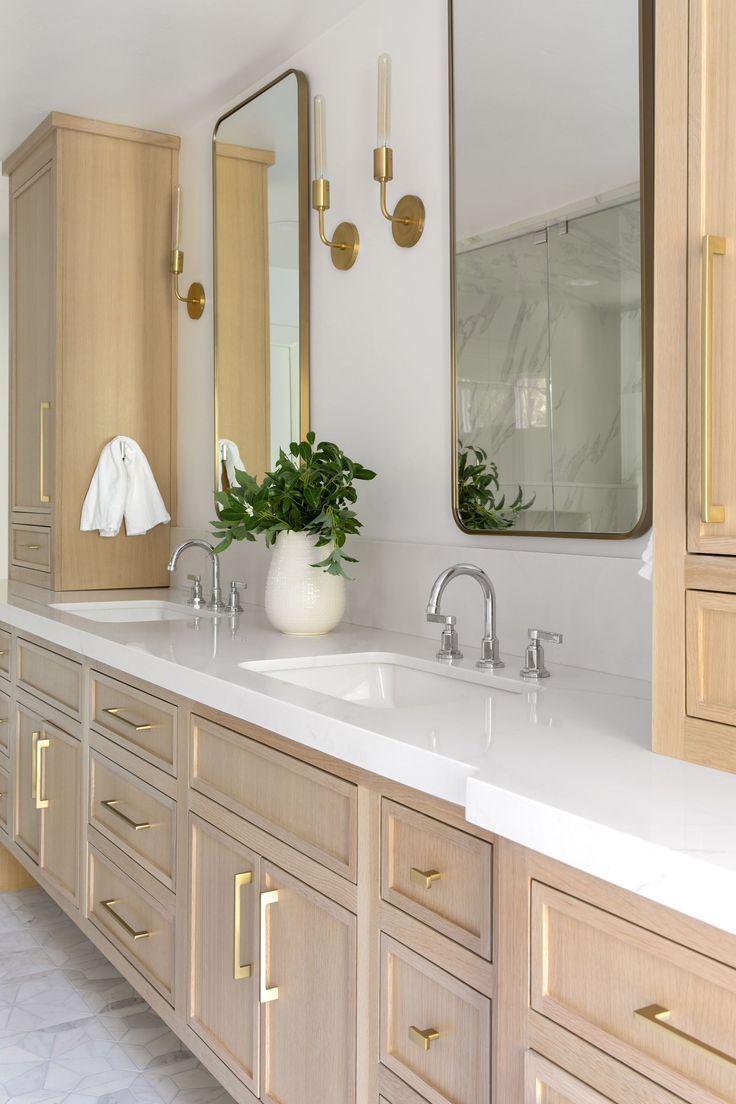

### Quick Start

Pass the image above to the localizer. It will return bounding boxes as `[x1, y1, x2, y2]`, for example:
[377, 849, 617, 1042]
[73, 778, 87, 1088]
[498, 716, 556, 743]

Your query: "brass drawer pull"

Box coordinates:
[234, 871, 253, 980]
[101, 799, 152, 832]
[32, 732, 49, 810]
[0, 651, 8, 657]
[100, 898, 151, 941]
[103, 706, 156, 732]
[25, 545, 41, 551]
[259, 889, 279, 1003]
[39, 401, 51, 504]
[410, 867, 442, 889]
[635, 1004, 736, 1068]
[409, 1025, 440, 1051]
[701, 234, 727, 524]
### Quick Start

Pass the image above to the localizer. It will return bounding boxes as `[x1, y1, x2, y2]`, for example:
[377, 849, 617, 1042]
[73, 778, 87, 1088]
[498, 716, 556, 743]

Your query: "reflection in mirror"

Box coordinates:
[213, 70, 308, 490]
[451, 1, 652, 537]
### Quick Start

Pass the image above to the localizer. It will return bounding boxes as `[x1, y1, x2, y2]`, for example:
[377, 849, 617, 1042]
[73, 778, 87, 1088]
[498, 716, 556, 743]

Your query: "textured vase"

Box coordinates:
[264, 531, 346, 636]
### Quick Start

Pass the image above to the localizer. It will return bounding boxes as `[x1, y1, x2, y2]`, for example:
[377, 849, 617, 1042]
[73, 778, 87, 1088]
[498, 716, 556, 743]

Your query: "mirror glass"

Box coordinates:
[213, 70, 309, 489]
[451, 1, 651, 537]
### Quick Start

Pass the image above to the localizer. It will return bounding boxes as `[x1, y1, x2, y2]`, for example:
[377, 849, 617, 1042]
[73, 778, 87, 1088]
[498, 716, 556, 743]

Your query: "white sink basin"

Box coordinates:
[50, 600, 205, 623]
[241, 652, 523, 709]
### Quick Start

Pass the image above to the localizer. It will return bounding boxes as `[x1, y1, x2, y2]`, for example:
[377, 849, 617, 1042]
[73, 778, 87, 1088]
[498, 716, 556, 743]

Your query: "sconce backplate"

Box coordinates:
[186, 282, 206, 320]
[331, 222, 360, 270]
[392, 195, 425, 248]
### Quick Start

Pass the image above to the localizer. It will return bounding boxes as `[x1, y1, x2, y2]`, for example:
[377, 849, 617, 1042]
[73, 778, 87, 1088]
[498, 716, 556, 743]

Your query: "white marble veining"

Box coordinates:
[0, 887, 234, 1104]
[0, 583, 734, 936]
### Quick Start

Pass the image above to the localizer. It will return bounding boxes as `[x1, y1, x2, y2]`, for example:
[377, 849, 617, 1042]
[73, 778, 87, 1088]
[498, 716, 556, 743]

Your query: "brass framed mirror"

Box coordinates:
[213, 69, 309, 491]
[450, 1, 653, 538]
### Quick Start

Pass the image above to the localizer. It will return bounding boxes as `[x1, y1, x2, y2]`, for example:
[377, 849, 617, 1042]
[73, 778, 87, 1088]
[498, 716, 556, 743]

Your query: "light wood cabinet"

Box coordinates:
[0, 687, 10, 755]
[2, 113, 179, 590]
[14, 704, 43, 863]
[525, 1053, 615, 1104]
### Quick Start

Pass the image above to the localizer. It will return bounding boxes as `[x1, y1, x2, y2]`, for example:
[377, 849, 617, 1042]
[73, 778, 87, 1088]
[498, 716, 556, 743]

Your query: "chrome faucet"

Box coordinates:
[426, 564, 504, 670]
[168, 539, 225, 613]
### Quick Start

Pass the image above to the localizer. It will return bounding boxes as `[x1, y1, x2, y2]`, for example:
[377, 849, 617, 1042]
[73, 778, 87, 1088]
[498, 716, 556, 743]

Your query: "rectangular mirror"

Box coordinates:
[450, 1, 652, 537]
[213, 69, 309, 490]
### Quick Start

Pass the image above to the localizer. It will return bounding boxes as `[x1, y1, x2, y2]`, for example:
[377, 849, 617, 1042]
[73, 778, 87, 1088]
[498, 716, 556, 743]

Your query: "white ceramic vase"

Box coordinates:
[264, 531, 346, 636]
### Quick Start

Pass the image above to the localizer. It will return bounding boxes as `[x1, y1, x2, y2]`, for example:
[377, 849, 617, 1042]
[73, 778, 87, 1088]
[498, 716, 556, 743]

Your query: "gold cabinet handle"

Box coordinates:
[39, 401, 51, 504]
[0, 651, 8, 657]
[635, 1004, 736, 1068]
[409, 1026, 440, 1051]
[410, 867, 442, 889]
[101, 799, 152, 832]
[32, 732, 49, 810]
[103, 707, 156, 732]
[100, 898, 151, 941]
[259, 889, 279, 1003]
[25, 545, 41, 551]
[701, 234, 727, 524]
[234, 871, 253, 980]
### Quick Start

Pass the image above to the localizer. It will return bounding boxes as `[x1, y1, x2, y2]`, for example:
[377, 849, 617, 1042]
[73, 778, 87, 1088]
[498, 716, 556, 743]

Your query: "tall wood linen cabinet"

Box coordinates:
[2, 113, 179, 591]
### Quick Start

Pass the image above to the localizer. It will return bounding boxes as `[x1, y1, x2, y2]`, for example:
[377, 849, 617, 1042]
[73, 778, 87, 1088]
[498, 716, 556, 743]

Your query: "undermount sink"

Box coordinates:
[50, 600, 206, 623]
[241, 652, 523, 709]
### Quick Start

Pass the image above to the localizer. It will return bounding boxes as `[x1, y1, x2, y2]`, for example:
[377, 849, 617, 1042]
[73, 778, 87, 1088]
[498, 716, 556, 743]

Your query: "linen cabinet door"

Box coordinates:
[188, 816, 259, 1096]
[14, 705, 42, 864]
[39, 723, 79, 903]
[260, 862, 356, 1104]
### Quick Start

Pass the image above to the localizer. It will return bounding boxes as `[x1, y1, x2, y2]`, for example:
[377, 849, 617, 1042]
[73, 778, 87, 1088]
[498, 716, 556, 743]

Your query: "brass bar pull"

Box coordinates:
[0, 651, 8, 657]
[100, 899, 151, 941]
[410, 867, 442, 889]
[259, 889, 279, 1003]
[701, 234, 727, 524]
[234, 871, 253, 980]
[101, 799, 152, 832]
[26, 545, 41, 551]
[32, 733, 49, 810]
[635, 1004, 736, 1068]
[103, 707, 155, 732]
[39, 401, 51, 504]
[409, 1026, 440, 1051]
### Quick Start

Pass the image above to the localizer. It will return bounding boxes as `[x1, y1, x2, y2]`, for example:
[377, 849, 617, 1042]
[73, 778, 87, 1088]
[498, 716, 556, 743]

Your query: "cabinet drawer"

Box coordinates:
[91, 672, 177, 775]
[11, 525, 51, 572]
[380, 935, 491, 1104]
[381, 800, 492, 958]
[90, 751, 175, 888]
[0, 761, 8, 833]
[525, 1053, 615, 1104]
[0, 629, 11, 680]
[17, 638, 82, 720]
[88, 844, 174, 1003]
[686, 589, 736, 726]
[531, 882, 736, 1101]
[0, 688, 10, 755]
[191, 715, 357, 880]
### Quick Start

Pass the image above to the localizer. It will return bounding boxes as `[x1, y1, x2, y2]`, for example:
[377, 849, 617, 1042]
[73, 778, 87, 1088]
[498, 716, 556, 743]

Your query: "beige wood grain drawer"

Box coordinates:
[525, 1053, 615, 1104]
[686, 589, 736, 726]
[11, 525, 51, 572]
[380, 934, 491, 1104]
[91, 672, 177, 775]
[89, 751, 175, 888]
[190, 714, 357, 880]
[17, 638, 82, 719]
[0, 629, 11, 680]
[0, 760, 9, 833]
[88, 844, 174, 1003]
[0, 688, 10, 755]
[531, 882, 736, 1102]
[381, 800, 492, 958]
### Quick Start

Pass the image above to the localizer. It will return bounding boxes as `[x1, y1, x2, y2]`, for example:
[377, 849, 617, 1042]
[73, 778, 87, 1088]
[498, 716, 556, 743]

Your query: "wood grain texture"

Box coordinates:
[13, 703, 42, 864]
[0, 838, 36, 891]
[10, 525, 51, 572]
[526, 1051, 617, 1104]
[0, 687, 10, 755]
[686, 589, 736, 725]
[90, 670, 178, 775]
[0, 631, 10, 681]
[16, 638, 82, 721]
[40, 720, 80, 906]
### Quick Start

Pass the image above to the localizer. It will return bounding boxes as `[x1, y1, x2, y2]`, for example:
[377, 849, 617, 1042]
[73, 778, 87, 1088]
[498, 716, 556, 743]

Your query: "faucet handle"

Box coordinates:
[227, 579, 247, 614]
[427, 611, 454, 625]
[529, 629, 563, 644]
[521, 628, 562, 680]
[186, 574, 204, 609]
[427, 613, 463, 663]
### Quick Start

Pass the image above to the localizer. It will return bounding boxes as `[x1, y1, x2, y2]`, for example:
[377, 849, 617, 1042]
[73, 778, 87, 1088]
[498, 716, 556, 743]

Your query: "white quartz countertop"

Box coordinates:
[1, 582, 735, 936]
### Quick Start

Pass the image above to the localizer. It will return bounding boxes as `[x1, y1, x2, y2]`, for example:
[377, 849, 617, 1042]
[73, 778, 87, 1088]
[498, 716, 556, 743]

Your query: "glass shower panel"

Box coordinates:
[455, 230, 553, 532]
[546, 200, 642, 533]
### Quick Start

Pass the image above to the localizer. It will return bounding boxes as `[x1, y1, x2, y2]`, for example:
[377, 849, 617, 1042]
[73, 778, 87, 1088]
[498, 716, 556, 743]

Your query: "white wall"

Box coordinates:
[172, 0, 652, 680]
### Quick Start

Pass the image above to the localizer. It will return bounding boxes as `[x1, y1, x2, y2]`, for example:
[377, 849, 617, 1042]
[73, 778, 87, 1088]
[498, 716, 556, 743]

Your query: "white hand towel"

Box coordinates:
[638, 531, 653, 581]
[80, 436, 170, 537]
[218, 438, 247, 489]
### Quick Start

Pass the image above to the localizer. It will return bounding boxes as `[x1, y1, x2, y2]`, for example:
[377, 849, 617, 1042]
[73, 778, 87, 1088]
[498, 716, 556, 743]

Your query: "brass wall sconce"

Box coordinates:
[311, 95, 359, 271]
[373, 54, 425, 248]
[171, 185, 206, 319]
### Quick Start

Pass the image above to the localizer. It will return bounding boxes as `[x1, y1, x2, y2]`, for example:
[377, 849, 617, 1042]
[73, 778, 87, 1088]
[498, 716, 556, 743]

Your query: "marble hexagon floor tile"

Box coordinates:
[0, 889, 235, 1104]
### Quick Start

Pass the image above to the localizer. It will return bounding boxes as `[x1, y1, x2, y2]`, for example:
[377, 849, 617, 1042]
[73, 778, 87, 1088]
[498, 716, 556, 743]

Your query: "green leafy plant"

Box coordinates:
[211, 432, 376, 578]
[457, 443, 535, 531]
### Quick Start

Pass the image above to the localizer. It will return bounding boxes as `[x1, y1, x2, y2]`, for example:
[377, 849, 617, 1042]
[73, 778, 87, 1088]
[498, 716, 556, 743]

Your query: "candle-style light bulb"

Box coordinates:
[314, 94, 327, 180]
[172, 185, 183, 252]
[377, 53, 391, 148]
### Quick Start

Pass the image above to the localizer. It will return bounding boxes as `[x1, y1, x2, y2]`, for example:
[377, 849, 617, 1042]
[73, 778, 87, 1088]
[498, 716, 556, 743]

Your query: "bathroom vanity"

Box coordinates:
[0, 586, 733, 1104]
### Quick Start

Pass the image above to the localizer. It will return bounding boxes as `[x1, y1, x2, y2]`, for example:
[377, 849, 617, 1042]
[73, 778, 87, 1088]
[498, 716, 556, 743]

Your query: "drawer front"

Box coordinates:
[525, 1053, 615, 1104]
[380, 935, 491, 1104]
[0, 761, 8, 833]
[531, 882, 736, 1101]
[0, 629, 11, 680]
[11, 525, 51, 572]
[17, 638, 82, 720]
[0, 688, 10, 754]
[88, 845, 174, 1002]
[91, 672, 177, 775]
[381, 800, 492, 958]
[90, 752, 176, 887]
[191, 715, 357, 880]
[686, 589, 736, 725]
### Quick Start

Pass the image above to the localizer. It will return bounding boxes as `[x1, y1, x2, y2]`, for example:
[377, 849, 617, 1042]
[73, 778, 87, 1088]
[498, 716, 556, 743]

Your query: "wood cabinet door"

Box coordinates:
[14, 705, 42, 864]
[40, 722, 79, 903]
[10, 162, 55, 514]
[525, 1053, 614, 1104]
[260, 861, 356, 1104]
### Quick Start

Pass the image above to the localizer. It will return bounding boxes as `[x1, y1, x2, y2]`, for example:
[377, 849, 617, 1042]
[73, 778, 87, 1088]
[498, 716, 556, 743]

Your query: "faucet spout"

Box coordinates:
[426, 563, 504, 671]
